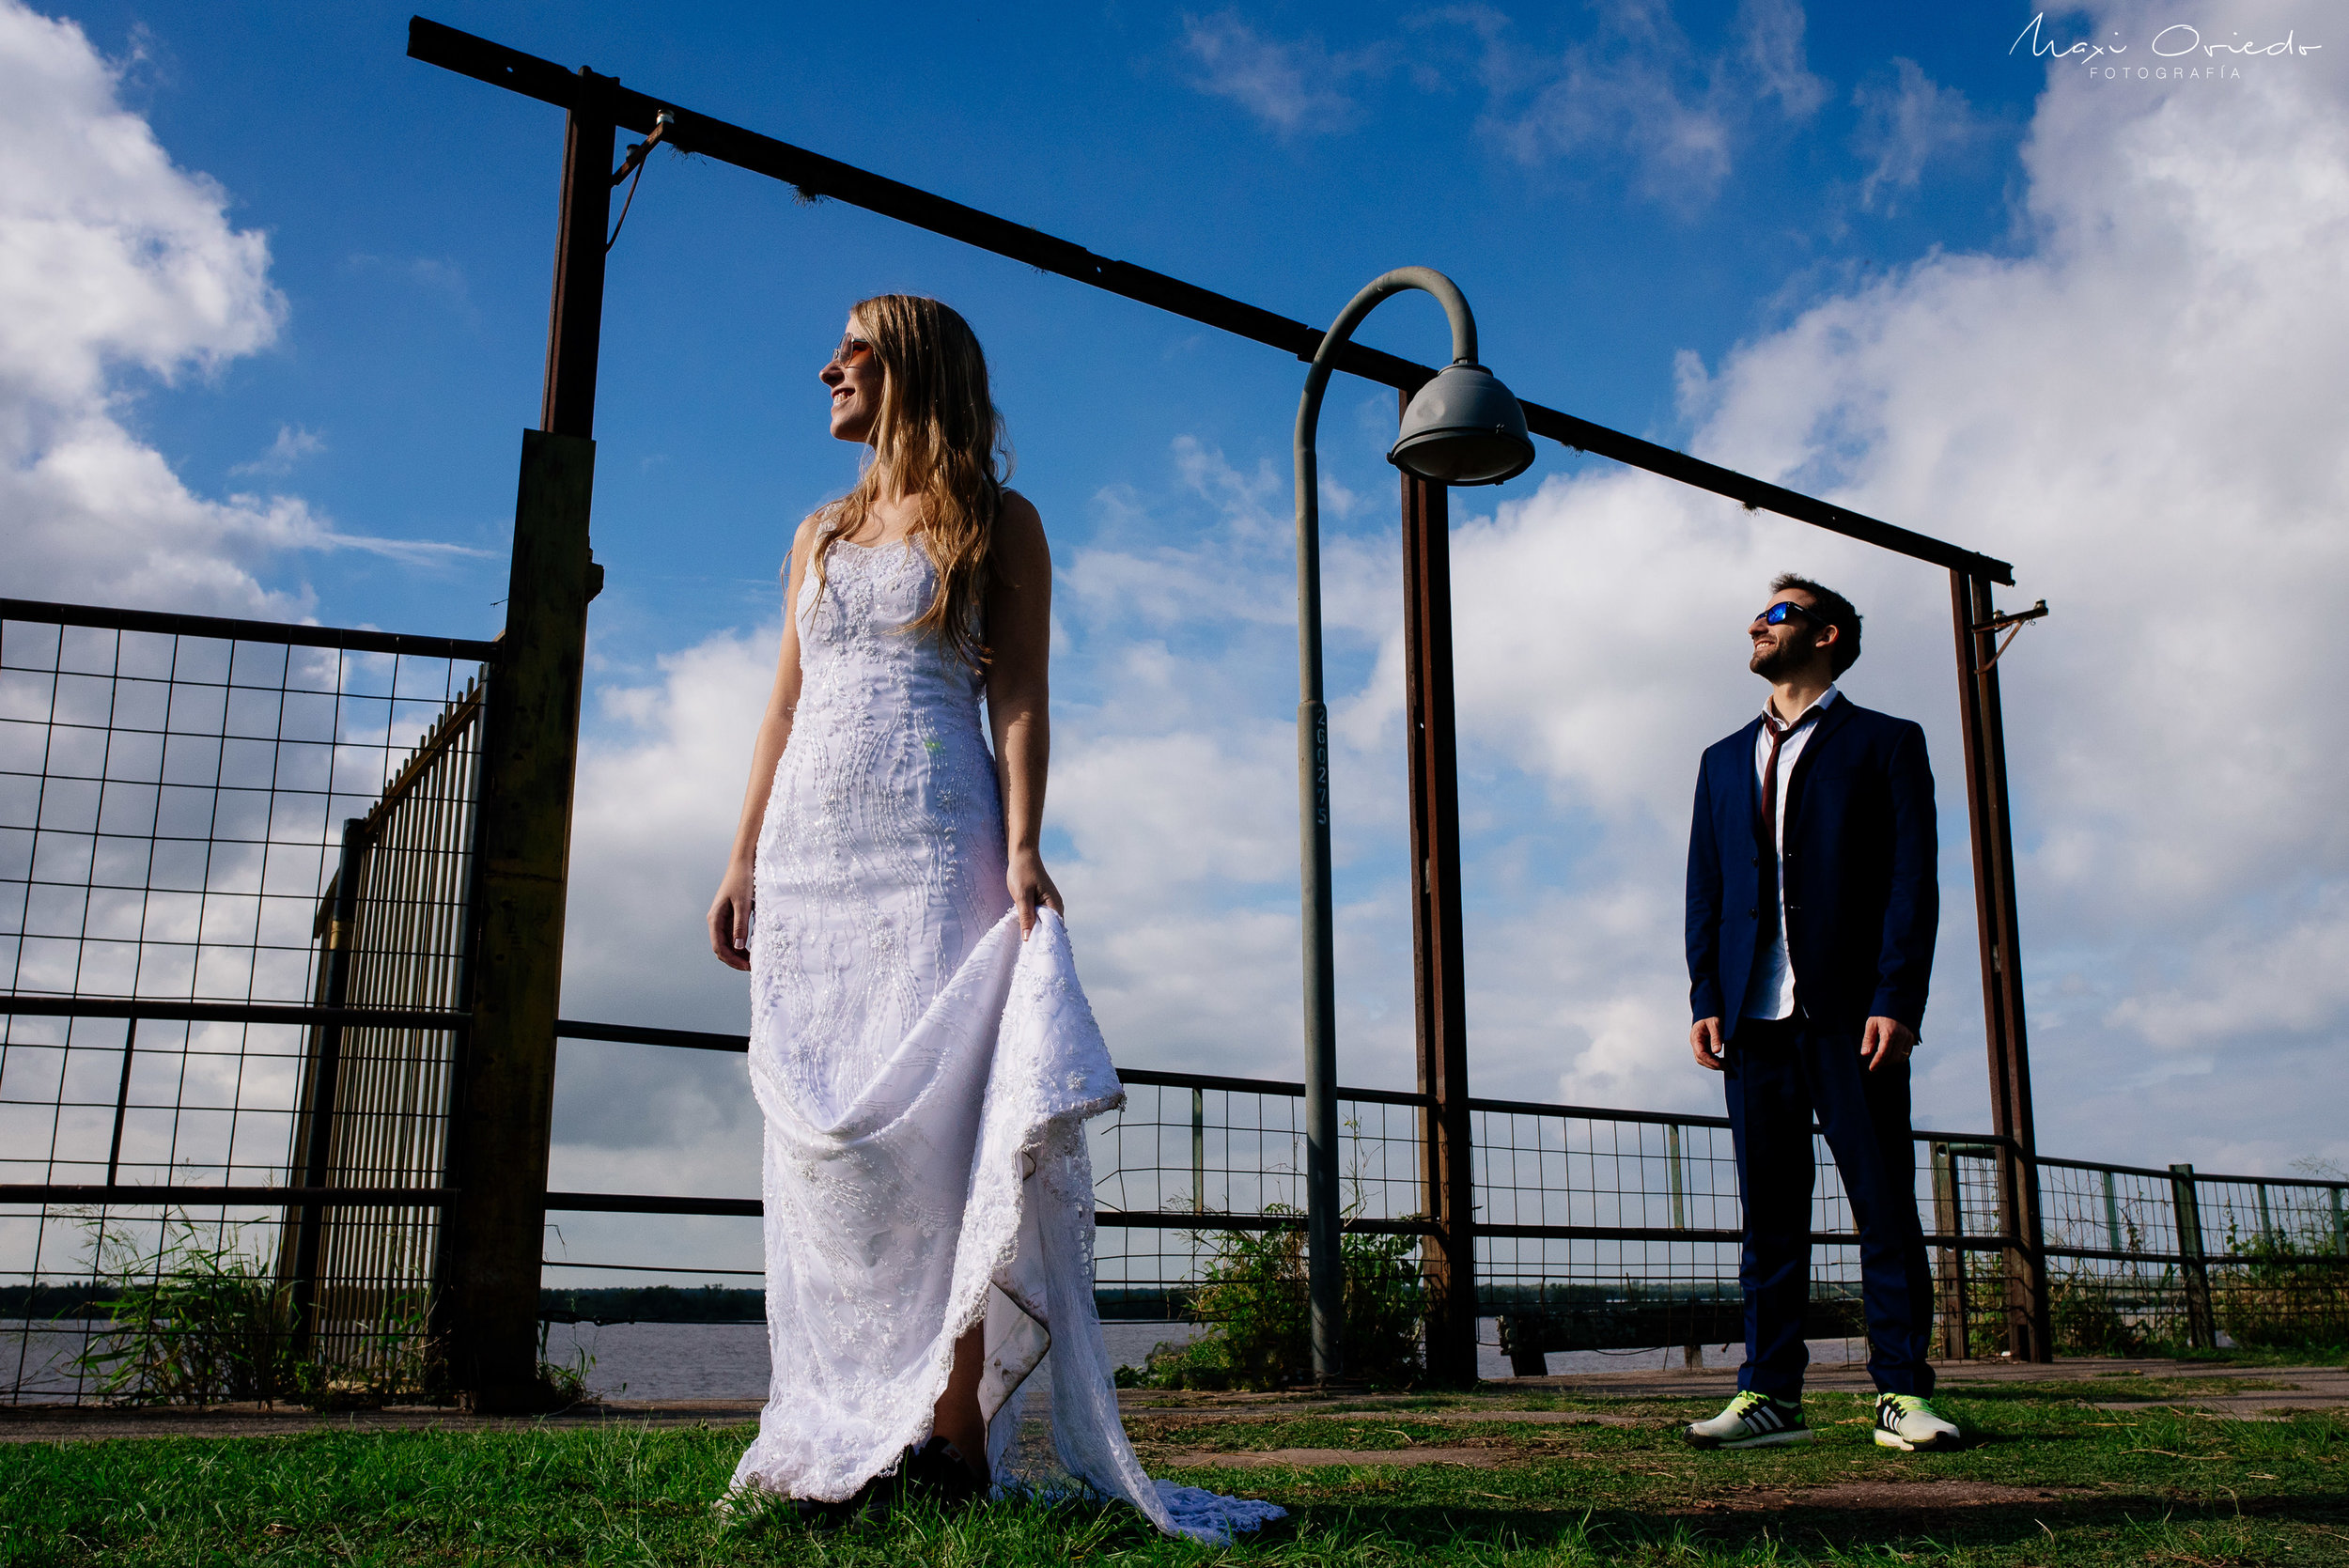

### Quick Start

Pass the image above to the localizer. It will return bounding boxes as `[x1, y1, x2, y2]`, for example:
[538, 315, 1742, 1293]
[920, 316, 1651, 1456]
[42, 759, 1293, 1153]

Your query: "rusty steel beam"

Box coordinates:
[540, 75, 614, 438]
[1399, 450, 1478, 1386]
[434, 82, 612, 1406]
[404, 16, 2014, 585]
[1950, 570, 2052, 1361]
[425, 45, 622, 1410]
[0, 598, 496, 660]
[435, 432, 598, 1413]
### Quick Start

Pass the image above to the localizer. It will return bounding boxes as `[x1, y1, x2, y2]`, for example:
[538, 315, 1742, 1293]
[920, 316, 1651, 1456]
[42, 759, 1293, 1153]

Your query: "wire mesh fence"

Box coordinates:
[1089, 1072, 1429, 1320]
[2187, 1169, 2349, 1348]
[278, 681, 485, 1378]
[2034, 1157, 2349, 1356]
[0, 600, 490, 1403]
[525, 1040, 2349, 1383]
[1089, 1088, 2347, 1375]
[7, 596, 2347, 1405]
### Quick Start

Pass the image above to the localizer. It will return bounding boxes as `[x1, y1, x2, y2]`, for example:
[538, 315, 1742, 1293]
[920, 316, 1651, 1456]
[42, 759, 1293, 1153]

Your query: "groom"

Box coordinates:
[1680, 575, 1961, 1453]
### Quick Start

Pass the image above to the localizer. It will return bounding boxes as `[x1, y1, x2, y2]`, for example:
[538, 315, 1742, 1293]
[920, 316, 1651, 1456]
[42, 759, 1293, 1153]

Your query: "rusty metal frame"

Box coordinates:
[1952, 573, 2053, 1358]
[404, 15, 2040, 1393]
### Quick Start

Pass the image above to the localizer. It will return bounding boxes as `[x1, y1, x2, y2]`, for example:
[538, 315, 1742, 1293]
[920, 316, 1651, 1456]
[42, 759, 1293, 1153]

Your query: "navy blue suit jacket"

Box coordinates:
[1686, 696, 1938, 1041]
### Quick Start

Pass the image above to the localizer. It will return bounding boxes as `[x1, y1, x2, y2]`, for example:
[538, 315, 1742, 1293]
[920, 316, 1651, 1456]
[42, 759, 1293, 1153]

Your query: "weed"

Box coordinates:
[70, 1217, 306, 1406]
[2217, 1227, 2349, 1350]
[1117, 1207, 1425, 1390]
[66, 1215, 436, 1408]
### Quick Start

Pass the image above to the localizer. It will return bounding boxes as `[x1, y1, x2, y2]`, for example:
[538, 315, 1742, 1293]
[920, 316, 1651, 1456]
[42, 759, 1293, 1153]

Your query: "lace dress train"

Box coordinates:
[731, 538, 1281, 1544]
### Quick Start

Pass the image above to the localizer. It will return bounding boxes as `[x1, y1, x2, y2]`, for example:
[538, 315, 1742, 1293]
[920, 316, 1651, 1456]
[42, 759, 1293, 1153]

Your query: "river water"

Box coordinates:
[537, 1319, 1869, 1404]
[2, 1318, 1866, 1405]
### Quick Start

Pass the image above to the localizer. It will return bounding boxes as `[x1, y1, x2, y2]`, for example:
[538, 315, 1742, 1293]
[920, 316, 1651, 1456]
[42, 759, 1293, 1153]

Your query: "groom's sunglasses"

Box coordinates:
[1753, 600, 1823, 628]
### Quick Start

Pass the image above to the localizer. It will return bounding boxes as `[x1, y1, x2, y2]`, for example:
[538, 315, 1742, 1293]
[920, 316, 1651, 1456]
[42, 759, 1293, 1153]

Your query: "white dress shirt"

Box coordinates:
[1740, 685, 1840, 1021]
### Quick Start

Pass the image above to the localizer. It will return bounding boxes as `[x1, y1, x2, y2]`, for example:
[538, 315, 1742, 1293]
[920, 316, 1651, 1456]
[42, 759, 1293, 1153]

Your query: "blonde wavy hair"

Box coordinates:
[812, 294, 1009, 669]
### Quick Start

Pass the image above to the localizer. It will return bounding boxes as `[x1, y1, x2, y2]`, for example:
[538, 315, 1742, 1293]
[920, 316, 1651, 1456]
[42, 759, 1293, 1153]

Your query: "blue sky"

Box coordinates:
[69, 0, 2038, 650]
[10, 0, 2349, 1277]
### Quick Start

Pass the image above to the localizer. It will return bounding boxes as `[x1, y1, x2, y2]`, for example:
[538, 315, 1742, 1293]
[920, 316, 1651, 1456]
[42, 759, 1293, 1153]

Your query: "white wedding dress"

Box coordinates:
[731, 536, 1281, 1544]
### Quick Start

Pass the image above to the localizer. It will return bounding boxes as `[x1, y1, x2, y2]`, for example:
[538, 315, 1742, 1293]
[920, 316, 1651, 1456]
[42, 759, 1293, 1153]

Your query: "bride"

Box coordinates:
[706, 295, 1278, 1542]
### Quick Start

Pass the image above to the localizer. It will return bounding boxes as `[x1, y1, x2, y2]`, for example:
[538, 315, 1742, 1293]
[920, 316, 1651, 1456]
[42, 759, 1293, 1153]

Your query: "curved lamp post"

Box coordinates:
[1295, 267, 1534, 1383]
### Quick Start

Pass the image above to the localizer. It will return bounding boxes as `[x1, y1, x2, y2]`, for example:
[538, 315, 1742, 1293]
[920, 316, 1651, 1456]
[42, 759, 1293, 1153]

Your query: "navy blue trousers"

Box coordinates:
[1724, 1015, 1935, 1398]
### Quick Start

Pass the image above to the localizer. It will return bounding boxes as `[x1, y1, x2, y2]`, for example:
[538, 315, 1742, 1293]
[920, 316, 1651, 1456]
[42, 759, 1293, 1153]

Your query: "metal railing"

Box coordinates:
[11, 1004, 2346, 1402]
[525, 1023, 2349, 1374]
[2031, 1155, 2349, 1355]
[7, 595, 2344, 1404]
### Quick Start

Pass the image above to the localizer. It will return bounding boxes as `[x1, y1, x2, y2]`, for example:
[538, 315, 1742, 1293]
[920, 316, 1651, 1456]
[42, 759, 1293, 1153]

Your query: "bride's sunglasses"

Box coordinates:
[1753, 600, 1823, 627]
[828, 334, 874, 370]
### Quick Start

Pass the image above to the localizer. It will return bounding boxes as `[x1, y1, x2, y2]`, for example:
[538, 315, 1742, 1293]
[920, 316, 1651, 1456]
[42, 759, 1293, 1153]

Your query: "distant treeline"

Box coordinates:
[0, 1284, 117, 1320]
[539, 1285, 764, 1325]
[3, 1282, 775, 1327]
[8, 1280, 1773, 1326]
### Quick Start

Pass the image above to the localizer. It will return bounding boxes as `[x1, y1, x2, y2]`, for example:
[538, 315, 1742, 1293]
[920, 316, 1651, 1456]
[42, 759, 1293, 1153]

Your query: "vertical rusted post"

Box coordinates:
[1190, 1087, 1206, 1215]
[438, 75, 611, 1411]
[1400, 417, 1477, 1386]
[292, 817, 366, 1359]
[2170, 1163, 2217, 1349]
[1950, 571, 2052, 1361]
[537, 74, 614, 441]
[1667, 1124, 1702, 1366]
[1930, 1141, 1970, 1359]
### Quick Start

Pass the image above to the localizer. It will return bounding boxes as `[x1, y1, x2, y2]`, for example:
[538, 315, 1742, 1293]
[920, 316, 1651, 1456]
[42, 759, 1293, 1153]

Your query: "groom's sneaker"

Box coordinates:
[1684, 1390, 1811, 1449]
[1874, 1392, 1963, 1452]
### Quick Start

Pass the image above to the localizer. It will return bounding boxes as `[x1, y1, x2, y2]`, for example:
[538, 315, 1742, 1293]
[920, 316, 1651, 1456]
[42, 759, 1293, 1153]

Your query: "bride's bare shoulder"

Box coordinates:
[994, 489, 1048, 555]
[780, 509, 832, 584]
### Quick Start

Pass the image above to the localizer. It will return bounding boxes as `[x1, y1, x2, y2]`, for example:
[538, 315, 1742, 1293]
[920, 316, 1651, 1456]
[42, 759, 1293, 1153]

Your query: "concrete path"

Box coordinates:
[1502, 1356, 2349, 1421]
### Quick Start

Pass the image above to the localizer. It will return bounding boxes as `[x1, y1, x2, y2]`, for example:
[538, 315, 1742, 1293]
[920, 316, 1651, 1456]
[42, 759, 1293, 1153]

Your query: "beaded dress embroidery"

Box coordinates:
[732, 538, 1281, 1543]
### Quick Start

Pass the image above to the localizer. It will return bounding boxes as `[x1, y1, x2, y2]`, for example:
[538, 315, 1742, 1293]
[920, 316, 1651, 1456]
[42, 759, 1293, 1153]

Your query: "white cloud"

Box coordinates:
[0, 2, 465, 613]
[550, 626, 776, 1235]
[0, 7, 278, 408]
[553, 0, 2349, 1192]
[1178, 10, 1386, 136]
[2107, 888, 2349, 1053]
[230, 422, 324, 476]
[1045, 437, 1415, 1080]
[1470, 0, 1829, 204]
[564, 624, 775, 1038]
[1423, 0, 2349, 1170]
[1851, 57, 1985, 211]
[0, 1, 294, 612]
[1182, 2, 1829, 198]
[1738, 0, 1828, 120]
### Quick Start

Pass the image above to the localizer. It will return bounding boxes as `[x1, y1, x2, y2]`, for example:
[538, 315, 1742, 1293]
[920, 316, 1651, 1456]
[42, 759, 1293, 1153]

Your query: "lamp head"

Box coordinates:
[1388, 363, 1535, 486]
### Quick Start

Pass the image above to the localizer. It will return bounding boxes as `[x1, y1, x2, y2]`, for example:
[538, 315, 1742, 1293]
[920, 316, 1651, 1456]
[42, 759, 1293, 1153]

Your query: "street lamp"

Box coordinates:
[1293, 268, 1533, 1383]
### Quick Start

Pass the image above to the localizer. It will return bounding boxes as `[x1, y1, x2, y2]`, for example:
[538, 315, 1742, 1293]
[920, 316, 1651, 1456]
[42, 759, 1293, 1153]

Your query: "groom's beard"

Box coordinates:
[1750, 639, 1806, 680]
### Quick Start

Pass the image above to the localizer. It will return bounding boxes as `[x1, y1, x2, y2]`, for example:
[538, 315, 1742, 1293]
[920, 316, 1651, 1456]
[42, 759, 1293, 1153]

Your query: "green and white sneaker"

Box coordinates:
[1684, 1390, 1811, 1449]
[1874, 1392, 1962, 1452]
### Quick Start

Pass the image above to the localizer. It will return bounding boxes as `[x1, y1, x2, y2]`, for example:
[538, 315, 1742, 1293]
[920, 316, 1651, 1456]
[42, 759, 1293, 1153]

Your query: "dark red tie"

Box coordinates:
[1758, 710, 1796, 846]
[1755, 709, 1811, 941]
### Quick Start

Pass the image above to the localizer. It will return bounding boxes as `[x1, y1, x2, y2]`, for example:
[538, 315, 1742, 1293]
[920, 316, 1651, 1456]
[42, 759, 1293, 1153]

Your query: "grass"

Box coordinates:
[2, 1387, 2345, 1565]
